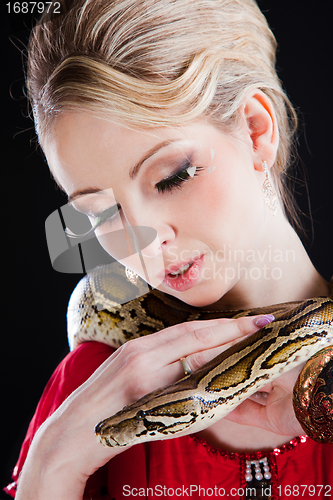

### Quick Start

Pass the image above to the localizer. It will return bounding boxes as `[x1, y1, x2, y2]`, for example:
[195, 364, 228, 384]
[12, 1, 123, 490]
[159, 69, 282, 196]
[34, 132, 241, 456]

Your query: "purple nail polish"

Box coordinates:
[255, 314, 275, 327]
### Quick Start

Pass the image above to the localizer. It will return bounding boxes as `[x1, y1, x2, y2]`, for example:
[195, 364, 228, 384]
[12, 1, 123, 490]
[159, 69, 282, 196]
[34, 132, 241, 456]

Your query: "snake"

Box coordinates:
[66, 264, 333, 448]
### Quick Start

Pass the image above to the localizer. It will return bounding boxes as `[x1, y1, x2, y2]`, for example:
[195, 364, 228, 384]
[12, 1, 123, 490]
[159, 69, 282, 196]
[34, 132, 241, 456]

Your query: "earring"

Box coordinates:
[262, 161, 278, 215]
[125, 267, 139, 285]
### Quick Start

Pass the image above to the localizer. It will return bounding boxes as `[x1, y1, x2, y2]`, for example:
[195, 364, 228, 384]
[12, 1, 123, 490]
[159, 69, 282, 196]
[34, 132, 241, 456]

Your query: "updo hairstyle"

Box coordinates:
[27, 0, 299, 225]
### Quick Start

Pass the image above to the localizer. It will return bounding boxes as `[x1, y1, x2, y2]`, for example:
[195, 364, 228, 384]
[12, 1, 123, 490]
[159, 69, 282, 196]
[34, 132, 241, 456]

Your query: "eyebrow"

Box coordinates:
[67, 138, 180, 202]
[67, 187, 107, 204]
[129, 139, 179, 179]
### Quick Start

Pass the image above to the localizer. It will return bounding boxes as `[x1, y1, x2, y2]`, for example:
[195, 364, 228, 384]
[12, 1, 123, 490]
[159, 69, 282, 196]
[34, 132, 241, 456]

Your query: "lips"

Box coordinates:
[166, 261, 194, 276]
[170, 262, 192, 275]
[163, 255, 204, 292]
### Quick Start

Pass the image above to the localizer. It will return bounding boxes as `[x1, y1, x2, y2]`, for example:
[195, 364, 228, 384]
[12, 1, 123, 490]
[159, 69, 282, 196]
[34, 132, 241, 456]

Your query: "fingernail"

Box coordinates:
[254, 314, 275, 327]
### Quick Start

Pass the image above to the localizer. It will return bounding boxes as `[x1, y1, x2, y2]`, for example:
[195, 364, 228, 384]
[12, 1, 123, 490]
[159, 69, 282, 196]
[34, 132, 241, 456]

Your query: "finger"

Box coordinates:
[184, 339, 247, 373]
[136, 318, 235, 348]
[131, 312, 275, 350]
[225, 387, 304, 436]
[105, 318, 244, 372]
[84, 314, 274, 405]
[85, 320, 215, 374]
[89, 320, 229, 380]
[171, 343, 235, 379]
[152, 314, 275, 368]
[270, 364, 304, 392]
[175, 330, 261, 375]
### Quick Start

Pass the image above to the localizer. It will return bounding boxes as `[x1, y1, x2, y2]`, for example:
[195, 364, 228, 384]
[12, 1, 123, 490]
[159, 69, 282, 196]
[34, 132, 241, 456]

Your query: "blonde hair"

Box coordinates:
[27, 0, 299, 225]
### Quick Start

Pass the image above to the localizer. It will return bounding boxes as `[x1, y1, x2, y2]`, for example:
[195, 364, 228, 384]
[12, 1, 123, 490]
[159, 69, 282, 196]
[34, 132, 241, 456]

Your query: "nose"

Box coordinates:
[122, 206, 176, 258]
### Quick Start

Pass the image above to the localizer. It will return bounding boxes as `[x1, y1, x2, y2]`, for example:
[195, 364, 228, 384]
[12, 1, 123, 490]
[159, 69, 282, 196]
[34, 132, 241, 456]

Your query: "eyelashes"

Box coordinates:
[65, 204, 121, 238]
[156, 162, 204, 193]
[92, 203, 121, 229]
[65, 160, 205, 238]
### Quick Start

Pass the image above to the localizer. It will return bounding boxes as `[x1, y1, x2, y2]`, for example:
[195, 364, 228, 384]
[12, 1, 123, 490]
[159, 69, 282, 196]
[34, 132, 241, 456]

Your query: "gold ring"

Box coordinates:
[180, 357, 192, 376]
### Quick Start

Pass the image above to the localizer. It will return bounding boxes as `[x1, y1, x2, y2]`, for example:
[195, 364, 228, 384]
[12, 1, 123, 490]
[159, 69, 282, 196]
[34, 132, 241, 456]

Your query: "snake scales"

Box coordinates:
[67, 264, 333, 448]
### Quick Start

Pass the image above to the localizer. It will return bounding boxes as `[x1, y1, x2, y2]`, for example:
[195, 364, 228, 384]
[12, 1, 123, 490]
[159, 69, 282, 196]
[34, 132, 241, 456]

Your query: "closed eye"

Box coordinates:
[92, 203, 121, 229]
[156, 163, 204, 193]
[65, 204, 121, 238]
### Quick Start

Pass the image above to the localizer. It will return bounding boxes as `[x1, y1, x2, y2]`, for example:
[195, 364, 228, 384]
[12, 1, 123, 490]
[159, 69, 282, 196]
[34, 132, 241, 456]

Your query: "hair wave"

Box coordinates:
[27, 0, 299, 227]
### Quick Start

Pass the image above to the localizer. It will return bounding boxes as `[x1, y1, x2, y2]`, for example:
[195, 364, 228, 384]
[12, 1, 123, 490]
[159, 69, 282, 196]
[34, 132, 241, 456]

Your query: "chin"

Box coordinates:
[159, 282, 228, 309]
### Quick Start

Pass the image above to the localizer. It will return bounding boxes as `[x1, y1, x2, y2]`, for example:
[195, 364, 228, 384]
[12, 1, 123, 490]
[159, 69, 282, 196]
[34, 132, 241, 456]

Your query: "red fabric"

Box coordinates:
[5, 341, 333, 500]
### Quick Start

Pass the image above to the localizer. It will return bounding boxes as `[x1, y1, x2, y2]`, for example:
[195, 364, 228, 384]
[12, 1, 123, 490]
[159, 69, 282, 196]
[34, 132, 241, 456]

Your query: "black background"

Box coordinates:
[1, 0, 332, 495]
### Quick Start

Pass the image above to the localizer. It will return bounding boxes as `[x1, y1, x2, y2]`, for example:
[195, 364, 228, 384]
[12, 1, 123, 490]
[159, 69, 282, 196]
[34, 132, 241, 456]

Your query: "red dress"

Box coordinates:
[5, 341, 333, 500]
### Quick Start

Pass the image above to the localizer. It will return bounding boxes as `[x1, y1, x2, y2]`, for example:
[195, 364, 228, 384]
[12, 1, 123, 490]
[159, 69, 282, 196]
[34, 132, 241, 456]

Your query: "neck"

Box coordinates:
[196, 217, 330, 452]
[207, 216, 329, 311]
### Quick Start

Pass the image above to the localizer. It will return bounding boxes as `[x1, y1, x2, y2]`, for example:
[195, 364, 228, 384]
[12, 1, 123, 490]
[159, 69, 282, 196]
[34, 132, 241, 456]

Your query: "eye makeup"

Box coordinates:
[64, 203, 121, 238]
[90, 203, 121, 228]
[155, 161, 204, 193]
[65, 187, 121, 240]
[65, 145, 214, 239]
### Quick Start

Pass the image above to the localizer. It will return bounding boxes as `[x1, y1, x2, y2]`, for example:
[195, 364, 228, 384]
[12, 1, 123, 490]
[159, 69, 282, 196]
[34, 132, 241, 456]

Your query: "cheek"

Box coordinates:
[184, 169, 246, 227]
[179, 165, 261, 249]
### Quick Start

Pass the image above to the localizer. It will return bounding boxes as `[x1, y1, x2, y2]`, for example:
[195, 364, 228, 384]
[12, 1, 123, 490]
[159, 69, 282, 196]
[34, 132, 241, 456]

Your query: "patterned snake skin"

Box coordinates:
[66, 264, 333, 447]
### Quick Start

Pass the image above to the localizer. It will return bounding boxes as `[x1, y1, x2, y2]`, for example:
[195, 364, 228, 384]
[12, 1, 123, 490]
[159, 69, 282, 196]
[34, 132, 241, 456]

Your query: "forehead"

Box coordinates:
[43, 113, 154, 191]
[43, 111, 217, 196]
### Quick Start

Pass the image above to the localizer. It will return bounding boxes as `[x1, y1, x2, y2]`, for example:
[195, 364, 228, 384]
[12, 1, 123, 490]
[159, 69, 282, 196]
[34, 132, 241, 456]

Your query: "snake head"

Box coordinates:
[95, 397, 201, 447]
[95, 409, 149, 447]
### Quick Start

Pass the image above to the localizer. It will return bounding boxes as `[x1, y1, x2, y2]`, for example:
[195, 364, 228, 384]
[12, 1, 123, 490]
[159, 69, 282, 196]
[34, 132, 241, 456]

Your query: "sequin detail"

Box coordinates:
[190, 435, 309, 500]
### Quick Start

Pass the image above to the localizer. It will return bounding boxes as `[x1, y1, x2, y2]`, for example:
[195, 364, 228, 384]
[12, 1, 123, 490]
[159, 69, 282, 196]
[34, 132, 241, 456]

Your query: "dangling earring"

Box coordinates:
[125, 267, 139, 285]
[262, 161, 278, 215]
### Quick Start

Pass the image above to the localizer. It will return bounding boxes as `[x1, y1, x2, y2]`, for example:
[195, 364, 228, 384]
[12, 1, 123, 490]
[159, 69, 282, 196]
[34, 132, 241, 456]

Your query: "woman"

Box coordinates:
[5, 0, 332, 499]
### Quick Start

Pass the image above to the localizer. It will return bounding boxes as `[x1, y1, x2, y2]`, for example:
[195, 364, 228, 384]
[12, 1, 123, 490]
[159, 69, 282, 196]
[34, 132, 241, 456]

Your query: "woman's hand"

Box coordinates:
[224, 364, 305, 437]
[16, 313, 272, 500]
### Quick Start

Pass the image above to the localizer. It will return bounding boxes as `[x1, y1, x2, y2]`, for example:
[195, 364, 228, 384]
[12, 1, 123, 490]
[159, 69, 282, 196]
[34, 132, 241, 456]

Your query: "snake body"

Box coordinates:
[67, 265, 333, 448]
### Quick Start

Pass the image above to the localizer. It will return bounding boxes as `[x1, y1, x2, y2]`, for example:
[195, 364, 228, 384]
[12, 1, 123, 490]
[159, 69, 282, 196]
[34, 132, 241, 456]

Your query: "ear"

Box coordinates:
[241, 90, 279, 172]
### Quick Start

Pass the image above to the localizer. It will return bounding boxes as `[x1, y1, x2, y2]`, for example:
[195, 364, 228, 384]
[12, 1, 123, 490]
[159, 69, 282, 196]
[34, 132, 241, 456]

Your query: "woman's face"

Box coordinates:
[44, 111, 268, 309]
